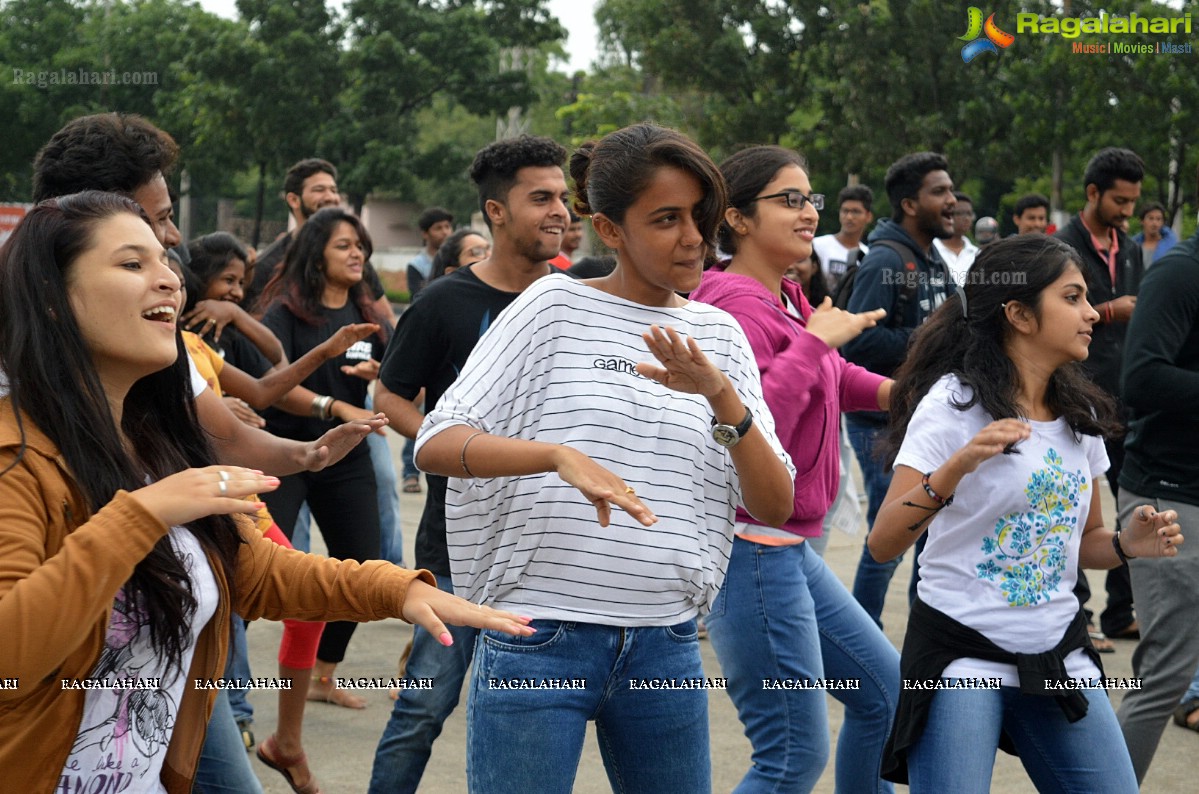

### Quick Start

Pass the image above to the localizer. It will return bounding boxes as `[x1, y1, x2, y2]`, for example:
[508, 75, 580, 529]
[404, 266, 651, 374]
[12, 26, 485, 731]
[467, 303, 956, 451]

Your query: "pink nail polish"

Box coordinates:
[439, 632, 453, 646]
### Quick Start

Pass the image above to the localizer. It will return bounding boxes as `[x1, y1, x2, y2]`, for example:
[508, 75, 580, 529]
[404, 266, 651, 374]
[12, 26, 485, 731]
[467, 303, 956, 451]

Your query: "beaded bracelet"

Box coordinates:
[921, 472, 954, 507]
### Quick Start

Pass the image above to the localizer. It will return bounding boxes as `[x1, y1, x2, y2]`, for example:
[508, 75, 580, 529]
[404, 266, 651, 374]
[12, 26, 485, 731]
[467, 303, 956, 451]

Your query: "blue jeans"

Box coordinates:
[909, 684, 1136, 793]
[706, 538, 899, 793]
[1185, 666, 1199, 703]
[369, 576, 478, 794]
[194, 690, 263, 794]
[226, 614, 253, 725]
[467, 619, 710, 794]
[847, 414, 922, 628]
[367, 420, 404, 566]
[401, 436, 419, 480]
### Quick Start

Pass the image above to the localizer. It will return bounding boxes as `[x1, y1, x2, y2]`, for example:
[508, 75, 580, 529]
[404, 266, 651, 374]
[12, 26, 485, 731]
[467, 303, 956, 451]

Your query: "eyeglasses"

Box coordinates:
[464, 246, 490, 258]
[750, 190, 824, 211]
[953, 209, 976, 218]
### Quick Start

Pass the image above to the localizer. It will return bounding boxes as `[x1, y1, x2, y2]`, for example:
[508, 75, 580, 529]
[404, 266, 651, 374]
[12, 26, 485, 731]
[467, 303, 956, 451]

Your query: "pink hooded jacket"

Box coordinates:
[690, 267, 886, 537]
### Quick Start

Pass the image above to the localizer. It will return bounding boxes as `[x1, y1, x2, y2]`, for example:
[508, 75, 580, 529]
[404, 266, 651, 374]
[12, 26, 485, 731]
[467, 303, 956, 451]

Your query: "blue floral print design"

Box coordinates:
[975, 448, 1088, 607]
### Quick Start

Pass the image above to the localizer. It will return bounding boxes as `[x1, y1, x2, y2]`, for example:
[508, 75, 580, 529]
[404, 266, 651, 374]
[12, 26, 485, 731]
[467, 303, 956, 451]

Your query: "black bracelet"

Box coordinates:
[1112, 531, 1135, 563]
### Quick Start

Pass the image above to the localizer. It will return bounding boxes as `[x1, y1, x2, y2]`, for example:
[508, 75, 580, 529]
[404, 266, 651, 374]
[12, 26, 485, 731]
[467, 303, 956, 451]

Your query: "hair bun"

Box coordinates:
[569, 142, 597, 216]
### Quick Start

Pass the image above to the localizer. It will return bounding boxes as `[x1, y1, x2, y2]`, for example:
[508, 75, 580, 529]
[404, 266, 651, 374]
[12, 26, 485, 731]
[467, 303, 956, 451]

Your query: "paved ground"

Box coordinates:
[243, 430, 1193, 792]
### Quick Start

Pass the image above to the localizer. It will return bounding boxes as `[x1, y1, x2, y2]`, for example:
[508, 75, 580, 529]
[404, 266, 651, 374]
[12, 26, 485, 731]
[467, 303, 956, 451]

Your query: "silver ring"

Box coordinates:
[218, 470, 230, 482]
[218, 480, 228, 497]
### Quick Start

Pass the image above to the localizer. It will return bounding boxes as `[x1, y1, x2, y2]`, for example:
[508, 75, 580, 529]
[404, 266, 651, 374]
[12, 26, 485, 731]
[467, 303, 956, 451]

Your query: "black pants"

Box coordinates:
[262, 449, 381, 663]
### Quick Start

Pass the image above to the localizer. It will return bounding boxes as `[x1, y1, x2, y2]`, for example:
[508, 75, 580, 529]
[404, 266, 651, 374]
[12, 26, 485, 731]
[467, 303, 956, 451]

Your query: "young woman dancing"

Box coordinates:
[415, 123, 795, 792]
[690, 145, 900, 793]
[870, 234, 1182, 792]
[0, 191, 531, 793]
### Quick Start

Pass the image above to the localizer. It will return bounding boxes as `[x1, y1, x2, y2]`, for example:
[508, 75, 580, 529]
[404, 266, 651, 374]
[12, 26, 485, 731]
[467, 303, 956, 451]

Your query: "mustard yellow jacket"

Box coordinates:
[0, 399, 434, 792]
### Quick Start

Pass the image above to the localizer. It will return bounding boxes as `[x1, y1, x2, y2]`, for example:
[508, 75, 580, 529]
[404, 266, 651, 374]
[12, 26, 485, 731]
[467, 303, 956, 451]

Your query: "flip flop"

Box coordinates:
[256, 734, 322, 794]
[402, 475, 422, 493]
[1173, 698, 1199, 732]
[1088, 628, 1115, 654]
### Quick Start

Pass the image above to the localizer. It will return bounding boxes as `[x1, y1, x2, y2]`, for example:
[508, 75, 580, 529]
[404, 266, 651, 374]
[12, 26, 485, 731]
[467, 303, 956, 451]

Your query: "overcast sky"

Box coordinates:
[196, 0, 599, 73]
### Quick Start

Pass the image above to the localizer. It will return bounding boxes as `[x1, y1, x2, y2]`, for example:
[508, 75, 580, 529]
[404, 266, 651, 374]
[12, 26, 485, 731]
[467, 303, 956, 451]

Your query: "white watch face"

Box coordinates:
[713, 425, 740, 447]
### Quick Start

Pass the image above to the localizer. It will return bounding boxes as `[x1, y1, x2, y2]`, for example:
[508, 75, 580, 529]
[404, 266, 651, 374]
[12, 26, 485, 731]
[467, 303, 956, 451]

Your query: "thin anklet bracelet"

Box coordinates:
[460, 431, 485, 477]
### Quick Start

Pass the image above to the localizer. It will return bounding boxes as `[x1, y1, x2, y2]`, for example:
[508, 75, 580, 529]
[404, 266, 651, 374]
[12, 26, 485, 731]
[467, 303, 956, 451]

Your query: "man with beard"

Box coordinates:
[841, 151, 957, 629]
[243, 159, 348, 312]
[1056, 147, 1146, 647]
[368, 134, 569, 794]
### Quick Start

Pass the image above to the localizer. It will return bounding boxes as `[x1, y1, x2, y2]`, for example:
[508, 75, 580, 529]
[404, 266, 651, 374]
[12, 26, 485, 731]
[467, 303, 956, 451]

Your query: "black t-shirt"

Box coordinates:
[202, 326, 273, 379]
[377, 265, 525, 574]
[244, 232, 291, 313]
[260, 300, 385, 453]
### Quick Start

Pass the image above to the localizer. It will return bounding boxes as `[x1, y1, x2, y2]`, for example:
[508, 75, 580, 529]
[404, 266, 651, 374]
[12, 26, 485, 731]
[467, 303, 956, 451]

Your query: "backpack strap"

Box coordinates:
[870, 239, 920, 328]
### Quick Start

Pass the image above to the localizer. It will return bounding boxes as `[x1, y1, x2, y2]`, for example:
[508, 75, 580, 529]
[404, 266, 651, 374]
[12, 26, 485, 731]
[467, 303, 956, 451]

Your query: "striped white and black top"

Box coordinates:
[416, 275, 792, 626]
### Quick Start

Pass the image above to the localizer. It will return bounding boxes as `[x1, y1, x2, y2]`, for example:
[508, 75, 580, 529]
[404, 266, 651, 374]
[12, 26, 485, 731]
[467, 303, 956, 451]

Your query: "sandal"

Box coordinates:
[1173, 698, 1199, 731]
[402, 475, 422, 493]
[256, 734, 322, 794]
[1088, 627, 1115, 654]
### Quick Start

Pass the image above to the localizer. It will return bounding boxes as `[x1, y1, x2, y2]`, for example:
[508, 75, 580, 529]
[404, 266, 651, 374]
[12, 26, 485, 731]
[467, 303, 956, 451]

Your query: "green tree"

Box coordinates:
[324, 0, 566, 212]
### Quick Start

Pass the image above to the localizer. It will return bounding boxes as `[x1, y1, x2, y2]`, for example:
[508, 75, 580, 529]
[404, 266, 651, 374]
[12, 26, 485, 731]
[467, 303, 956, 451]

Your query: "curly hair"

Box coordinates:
[469, 136, 568, 228]
[33, 113, 179, 202]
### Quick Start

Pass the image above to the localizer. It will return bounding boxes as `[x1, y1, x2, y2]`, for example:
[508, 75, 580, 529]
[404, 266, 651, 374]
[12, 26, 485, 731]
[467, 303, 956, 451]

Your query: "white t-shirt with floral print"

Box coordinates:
[896, 374, 1107, 685]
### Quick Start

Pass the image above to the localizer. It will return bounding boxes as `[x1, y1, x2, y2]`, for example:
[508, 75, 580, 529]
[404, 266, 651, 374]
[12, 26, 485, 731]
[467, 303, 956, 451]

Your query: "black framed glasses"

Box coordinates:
[750, 190, 824, 211]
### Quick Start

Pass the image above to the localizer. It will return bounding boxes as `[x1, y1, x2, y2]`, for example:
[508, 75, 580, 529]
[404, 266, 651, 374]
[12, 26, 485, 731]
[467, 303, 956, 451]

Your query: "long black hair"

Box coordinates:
[0, 191, 241, 676]
[259, 207, 391, 339]
[884, 234, 1122, 466]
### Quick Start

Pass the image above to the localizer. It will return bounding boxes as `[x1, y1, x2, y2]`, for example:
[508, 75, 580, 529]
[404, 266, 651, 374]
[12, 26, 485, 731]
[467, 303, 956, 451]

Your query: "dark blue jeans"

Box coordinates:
[467, 619, 710, 793]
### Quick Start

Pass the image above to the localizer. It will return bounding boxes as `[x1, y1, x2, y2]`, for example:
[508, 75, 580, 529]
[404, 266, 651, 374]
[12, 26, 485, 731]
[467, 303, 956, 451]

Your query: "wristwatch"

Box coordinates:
[711, 408, 753, 448]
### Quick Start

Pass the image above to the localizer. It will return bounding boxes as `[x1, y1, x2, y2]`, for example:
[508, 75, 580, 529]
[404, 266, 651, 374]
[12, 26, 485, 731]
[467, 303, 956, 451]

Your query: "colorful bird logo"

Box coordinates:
[959, 7, 1015, 63]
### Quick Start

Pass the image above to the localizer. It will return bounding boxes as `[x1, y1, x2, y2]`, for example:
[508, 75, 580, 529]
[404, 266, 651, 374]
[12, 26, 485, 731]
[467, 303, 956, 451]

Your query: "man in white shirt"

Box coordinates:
[933, 191, 981, 287]
[812, 184, 873, 289]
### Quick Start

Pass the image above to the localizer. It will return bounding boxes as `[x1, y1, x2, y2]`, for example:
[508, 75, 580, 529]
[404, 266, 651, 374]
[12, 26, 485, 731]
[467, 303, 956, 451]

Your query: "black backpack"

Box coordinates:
[830, 239, 920, 328]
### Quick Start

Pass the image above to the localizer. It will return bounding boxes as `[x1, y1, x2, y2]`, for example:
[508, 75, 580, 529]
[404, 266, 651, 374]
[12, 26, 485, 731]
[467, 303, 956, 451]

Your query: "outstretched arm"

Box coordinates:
[195, 386, 384, 474]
